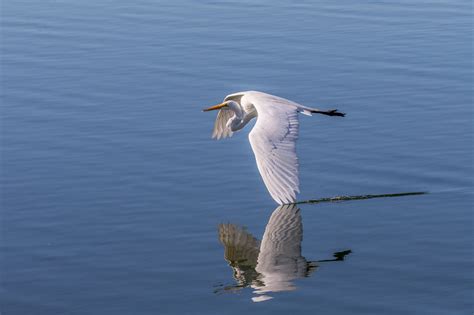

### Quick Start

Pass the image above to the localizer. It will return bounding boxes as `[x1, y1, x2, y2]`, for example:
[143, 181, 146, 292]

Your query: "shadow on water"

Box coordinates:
[215, 191, 426, 302]
[298, 191, 427, 205]
[215, 204, 351, 302]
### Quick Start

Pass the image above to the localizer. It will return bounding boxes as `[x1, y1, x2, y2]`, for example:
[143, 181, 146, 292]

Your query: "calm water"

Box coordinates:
[1, 0, 473, 314]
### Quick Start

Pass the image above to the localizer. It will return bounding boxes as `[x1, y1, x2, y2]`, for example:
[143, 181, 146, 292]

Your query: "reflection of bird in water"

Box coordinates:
[203, 91, 345, 205]
[218, 204, 351, 302]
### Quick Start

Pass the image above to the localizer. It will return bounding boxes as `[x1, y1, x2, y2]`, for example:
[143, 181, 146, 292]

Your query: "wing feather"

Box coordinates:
[212, 108, 234, 140]
[248, 94, 300, 205]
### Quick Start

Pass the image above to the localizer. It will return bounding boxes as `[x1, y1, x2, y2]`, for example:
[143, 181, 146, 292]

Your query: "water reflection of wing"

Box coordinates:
[218, 223, 261, 287]
[252, 204, 307, 301]
[217, 204, 352, 301]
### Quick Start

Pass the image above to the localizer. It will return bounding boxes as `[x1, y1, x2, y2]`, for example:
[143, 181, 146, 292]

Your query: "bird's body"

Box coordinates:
[204, 91, 344, 205]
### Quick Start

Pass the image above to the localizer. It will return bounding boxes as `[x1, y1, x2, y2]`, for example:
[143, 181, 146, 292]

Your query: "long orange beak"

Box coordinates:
[203, 102, 227, 112]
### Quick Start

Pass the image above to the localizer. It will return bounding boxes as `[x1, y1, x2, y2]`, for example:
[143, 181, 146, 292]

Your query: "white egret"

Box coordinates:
[204, 91, 345, 205]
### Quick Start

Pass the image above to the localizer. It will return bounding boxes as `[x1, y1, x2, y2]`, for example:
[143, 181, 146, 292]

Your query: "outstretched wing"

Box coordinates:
[212, 108, 234, 139]
[247, 93, 300, 205]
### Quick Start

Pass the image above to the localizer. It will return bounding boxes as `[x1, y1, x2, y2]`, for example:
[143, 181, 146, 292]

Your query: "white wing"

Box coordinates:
[247, 93, 300, 205]
[212, 108, 234, 139]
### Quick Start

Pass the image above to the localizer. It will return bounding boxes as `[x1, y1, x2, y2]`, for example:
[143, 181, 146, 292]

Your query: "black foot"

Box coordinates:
[324, 109, 345, 117]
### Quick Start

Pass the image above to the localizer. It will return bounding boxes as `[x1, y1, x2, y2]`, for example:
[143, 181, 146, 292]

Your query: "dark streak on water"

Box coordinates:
[298, 191, 428, 204]
[1, 0, 473, 314]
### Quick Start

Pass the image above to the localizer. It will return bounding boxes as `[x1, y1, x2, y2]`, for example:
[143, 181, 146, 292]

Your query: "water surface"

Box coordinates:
[1, 0, 472, 314]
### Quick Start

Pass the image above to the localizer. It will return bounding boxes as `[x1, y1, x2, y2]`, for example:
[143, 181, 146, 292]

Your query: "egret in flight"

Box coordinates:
[203, 91, 345, 205]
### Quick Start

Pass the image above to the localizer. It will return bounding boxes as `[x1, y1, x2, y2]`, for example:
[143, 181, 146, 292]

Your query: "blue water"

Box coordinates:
[1, 0, 472, 314]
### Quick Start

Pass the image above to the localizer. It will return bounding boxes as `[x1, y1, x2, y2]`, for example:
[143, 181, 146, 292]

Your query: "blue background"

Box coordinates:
[1, 0, 472, 314]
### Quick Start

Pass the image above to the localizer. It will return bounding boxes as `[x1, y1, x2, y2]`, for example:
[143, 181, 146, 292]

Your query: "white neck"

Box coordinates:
[226, 101, 252, 132]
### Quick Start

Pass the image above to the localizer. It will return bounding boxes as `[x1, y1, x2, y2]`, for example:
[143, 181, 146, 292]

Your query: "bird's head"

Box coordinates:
[203, 100, 241, 112]
[203, 99, 247, 135]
